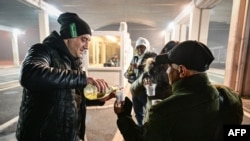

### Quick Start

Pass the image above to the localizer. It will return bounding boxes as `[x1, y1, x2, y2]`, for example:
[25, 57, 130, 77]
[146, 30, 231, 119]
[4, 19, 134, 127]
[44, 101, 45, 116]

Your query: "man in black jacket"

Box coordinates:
[16, 12, 114, 141]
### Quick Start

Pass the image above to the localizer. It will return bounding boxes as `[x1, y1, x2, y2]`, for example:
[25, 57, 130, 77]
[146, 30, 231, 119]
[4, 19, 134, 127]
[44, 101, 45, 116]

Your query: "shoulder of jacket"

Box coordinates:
[31, 43, 52, 50]
[31, 43, 44, 48]
[29, 43, 56, 58]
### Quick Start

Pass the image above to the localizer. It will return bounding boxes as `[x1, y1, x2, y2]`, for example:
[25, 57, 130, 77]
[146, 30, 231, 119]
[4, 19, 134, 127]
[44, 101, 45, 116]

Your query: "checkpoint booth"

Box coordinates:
[83, 22, 133, 88]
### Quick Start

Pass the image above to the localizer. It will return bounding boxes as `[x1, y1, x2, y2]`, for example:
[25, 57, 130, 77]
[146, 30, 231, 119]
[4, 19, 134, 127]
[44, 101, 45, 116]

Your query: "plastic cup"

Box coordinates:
[115, 91, 125, 102]
[152, 99, 162, 105]
[145, 83, 157, 96]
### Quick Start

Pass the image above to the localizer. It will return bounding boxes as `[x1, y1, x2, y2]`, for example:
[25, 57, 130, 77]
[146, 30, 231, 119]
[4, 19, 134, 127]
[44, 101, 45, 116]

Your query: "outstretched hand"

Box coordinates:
[114, 97, 132, 117]
[142, 76, 154, 86]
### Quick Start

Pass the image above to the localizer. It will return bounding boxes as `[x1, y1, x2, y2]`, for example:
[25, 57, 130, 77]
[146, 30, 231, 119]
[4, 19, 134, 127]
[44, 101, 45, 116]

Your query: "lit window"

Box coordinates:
[88, 35, 121, 67]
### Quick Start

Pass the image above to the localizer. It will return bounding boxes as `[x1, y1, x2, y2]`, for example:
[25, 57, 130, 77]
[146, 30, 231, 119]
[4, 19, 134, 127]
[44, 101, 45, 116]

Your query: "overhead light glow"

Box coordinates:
[0, 25, 25, 35]
[161, 30, 166, 36]
[13, 28, 25, 35]
[167, 22, 175, 31]
[44, 3, 62, 17]
[183, 5, 192, 14]
[18, 0, 62, 17]
[105, 35, 117, 42]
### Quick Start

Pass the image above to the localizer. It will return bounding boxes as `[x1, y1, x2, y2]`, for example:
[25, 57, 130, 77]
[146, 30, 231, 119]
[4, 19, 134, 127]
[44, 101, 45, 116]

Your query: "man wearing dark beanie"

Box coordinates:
[16, 12, 115, 141]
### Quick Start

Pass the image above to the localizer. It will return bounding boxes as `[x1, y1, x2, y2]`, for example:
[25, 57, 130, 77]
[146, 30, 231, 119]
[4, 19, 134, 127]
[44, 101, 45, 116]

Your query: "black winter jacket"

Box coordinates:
[16, 31, 104, 141]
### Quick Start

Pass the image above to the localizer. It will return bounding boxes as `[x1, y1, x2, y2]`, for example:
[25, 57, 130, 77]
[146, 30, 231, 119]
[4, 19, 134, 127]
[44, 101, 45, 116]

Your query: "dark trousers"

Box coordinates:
[132, 93, 147, 127]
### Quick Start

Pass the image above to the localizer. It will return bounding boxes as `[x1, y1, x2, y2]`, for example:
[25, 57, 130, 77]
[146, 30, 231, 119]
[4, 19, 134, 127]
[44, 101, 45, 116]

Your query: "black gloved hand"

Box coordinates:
[118, 97, 133, 117]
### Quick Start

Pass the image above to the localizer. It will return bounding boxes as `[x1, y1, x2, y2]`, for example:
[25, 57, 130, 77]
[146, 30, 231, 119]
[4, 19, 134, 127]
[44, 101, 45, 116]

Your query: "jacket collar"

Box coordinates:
[172, 73, 211, 94]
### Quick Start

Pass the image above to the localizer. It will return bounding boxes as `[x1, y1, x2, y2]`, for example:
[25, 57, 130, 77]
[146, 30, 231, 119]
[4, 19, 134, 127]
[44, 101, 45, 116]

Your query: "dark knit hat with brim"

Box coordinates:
[155, 40, 214, 72]
[57, 12, 92, 39]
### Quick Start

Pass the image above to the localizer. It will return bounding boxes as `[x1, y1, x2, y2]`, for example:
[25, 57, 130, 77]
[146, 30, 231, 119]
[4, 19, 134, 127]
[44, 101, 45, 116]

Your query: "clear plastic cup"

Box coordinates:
[152, 99, 162, 105]
[115, 91, 125, 102]
[145, 83, 157, 96]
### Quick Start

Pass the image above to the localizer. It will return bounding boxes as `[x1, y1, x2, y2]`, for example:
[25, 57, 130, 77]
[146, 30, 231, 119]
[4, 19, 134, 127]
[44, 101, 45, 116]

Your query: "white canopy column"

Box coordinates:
[180, 24, 187, 42]
[172, 24, 180, 41]
[11, 32, 20, 66]
[189, 7, 210, 44]
[38, 10, 50, 42]
[0, 25, 23, 66]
